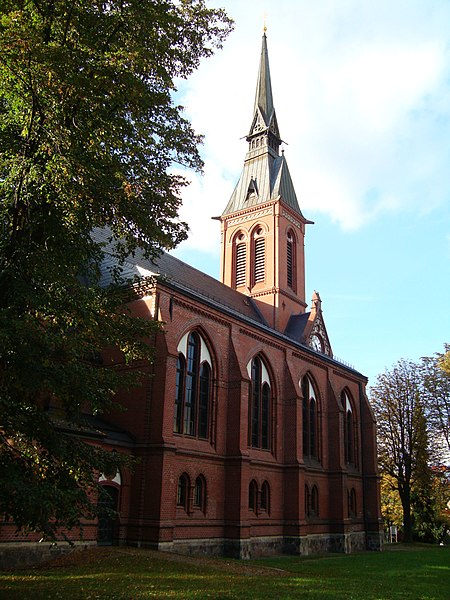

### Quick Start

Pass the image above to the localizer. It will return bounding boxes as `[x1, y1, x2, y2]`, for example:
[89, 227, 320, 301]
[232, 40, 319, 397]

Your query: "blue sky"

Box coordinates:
[171, 0, 450, 386]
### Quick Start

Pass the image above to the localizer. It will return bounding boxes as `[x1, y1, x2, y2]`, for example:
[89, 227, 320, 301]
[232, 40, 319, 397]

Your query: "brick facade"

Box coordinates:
[99, 283, 381, 557]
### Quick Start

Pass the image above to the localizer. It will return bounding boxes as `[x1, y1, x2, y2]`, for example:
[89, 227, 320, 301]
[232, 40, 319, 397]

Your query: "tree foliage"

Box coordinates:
[411, 465, 450, 544]
[370, 359, 433, 542]
[371, 353, 450, 543]
[439, 345, 450, 377]
[380, 473, 403, 532]
[0, 0, 232, 537]
[422, 344, 450, 458]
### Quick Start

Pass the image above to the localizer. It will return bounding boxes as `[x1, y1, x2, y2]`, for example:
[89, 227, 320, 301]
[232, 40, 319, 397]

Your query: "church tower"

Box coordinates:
[219, 32, 312, 332]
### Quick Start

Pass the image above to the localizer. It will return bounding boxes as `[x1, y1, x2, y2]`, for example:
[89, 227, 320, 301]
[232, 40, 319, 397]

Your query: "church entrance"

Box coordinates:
[97, 485, 119, 545]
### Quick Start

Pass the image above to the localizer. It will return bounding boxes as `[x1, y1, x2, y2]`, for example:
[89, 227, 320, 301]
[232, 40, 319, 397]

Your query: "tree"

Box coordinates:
[380, 473, 403, 535]
[411, 465, 450, 544]
[370, 359, 433, 542]
[439, 344, 450, 377]
[421, 345, 450, 459]
[0, 1, 232, 538]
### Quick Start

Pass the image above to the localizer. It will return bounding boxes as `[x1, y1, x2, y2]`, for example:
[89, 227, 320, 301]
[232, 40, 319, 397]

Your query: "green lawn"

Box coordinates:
[1, 544, 449, 599]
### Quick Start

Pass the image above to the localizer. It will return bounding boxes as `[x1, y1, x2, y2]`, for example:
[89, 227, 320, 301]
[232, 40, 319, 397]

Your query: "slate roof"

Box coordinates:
[48, 406, 134, 446]
[222, 151, 303, 216]
[83, 414, 135, 446]
[252, 32, 275, 131]
[284, 312, 310, 343]
[92, 227, 267, 325]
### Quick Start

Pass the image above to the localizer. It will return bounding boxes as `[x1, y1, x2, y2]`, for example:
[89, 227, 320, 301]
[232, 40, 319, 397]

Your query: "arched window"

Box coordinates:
[249, 480, 258, 511]
[174, 355, 185, 433]
[198, 363, 210, 439]
[248, 356, 271, 450]
[194, 475, 206, 513]
[311, 485, 319, 517]
[235, 235, 247, 288]
[287, 230, 296, 291]
[253, 227, 265, 284]
[342, 391, 357, 466]
[306, 484, 319, 518]
[174, 331, 212, 439]
[184, 333, 200, 435]
[261, 481, 270, 513]
[309, 398, 316, 457]
[177, 473, 190, 511]
[348, 488, 357, 518]
[302, 375, 318, 459]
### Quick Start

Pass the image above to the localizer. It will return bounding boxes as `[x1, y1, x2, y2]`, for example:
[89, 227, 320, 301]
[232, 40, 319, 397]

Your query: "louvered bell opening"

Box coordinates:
[235, 243, 246, 287]
[254, 237, 265, 283]
[287, 239, 293, 288]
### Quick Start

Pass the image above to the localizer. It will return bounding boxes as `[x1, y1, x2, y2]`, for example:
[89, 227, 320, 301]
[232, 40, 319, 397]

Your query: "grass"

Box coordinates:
[0, 544, 449, 599]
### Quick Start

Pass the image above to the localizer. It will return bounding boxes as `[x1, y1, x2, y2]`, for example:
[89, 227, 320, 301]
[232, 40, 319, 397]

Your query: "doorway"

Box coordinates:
[97, 485, 119, 545]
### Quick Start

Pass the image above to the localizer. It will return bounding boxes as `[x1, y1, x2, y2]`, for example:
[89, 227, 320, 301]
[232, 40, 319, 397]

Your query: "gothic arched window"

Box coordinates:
[261, 481, 270, 513]
[174, 355, 185, 433]
[174, 331, 212, 439]
[302, 375, 319, 459]
[252, 227, 265, 284]
[342, 391, 357, 466]
[287, 229, 296, 291]
[306, 484, 319, 518]
[248, 356, 271, 450]
[249, 480, 258, 511]
[311, 485, 319, 517]
[348, 488, 357, 518]
[177, 473, 190, 512]
[194, 475, 206, 513]
[234, 231, 247, 288]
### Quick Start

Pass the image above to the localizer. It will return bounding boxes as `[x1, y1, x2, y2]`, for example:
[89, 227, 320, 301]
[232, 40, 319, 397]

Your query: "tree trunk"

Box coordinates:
[400, 489, 413, 542]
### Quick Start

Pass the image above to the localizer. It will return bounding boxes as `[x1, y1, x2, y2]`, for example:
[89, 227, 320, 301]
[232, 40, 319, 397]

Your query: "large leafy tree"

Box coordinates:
[422, 345, 450, 458]
[370, 359, 434, 542]
[0, 1, 232, 537]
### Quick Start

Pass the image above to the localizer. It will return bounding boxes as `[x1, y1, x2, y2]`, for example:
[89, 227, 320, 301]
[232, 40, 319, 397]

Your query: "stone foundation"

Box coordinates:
[141, 531, 382, 559]
[1, 531, 383, 568]
[0, 541, 96, 570]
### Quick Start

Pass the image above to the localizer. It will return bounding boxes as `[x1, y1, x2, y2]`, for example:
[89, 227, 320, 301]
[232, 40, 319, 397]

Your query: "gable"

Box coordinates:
[308, 312, 332, 357]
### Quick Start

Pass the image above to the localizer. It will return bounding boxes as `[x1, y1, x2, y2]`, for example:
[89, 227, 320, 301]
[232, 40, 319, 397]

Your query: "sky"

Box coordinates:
[171, 0, 450, 387]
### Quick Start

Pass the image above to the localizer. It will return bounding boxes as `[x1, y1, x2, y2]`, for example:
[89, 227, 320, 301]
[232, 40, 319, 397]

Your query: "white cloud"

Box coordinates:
[173, 0, 450, 251]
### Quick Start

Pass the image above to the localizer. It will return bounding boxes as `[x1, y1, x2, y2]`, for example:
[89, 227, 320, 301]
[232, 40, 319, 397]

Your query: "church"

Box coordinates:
[1, 33, 382, 559]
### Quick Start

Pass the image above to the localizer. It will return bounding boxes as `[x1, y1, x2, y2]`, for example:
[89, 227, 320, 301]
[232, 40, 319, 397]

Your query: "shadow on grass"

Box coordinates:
[1, 545, 449, 599]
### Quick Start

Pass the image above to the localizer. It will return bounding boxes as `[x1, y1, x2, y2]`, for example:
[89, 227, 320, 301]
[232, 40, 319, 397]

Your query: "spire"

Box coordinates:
[221, 32, 306, 218]
[248, 33, 280, 142]
[253, 33, 274, 127]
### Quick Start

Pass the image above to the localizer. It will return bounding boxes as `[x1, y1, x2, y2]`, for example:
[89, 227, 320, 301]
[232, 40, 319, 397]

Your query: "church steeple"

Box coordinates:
[248, 33, 280, 149]
[219, 32, 312, 332]
[222, 33, 304, 217]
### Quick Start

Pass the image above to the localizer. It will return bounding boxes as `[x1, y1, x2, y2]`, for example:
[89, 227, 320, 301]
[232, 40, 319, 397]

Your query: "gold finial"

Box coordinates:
[263, 12, 267, 33]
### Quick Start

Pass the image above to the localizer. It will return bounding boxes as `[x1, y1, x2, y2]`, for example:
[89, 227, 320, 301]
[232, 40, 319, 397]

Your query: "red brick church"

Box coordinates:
[1, 33, 382, 559]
